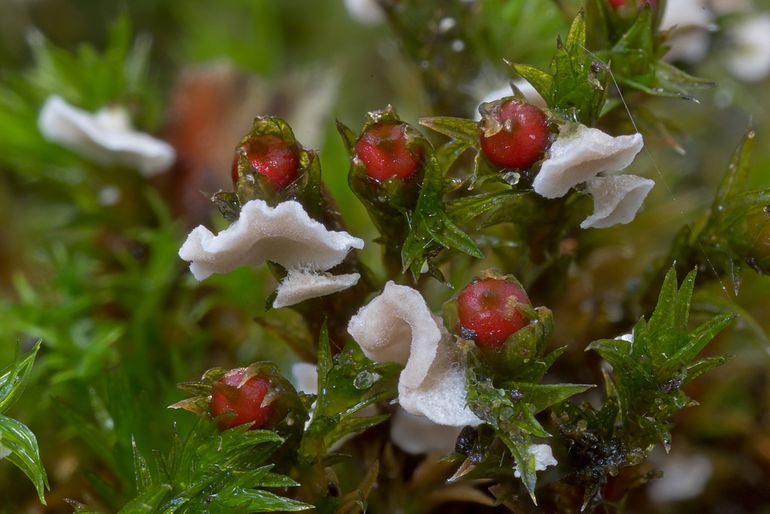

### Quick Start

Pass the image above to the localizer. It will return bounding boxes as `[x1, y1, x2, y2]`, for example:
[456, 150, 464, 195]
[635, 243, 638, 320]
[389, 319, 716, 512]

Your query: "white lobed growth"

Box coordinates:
[179, 200, 364, 281]
[390, 408, 464, 455]
[344, 0, 384, 25]
[533, 124, 644, 199]
[291, 362, 319, 395]
[580, 175, 655, 229]
[513, 444, 558, 478]
[38, 95, 175, 176]
[273, 270, 360, 309]
[474, 79, 548, 120]
[726, 15, 770, 82]
[660, 0, 712, 63]
[398, 347, 482, 427]
[648, 453, 713, 502]
[348, 282, 482, 427]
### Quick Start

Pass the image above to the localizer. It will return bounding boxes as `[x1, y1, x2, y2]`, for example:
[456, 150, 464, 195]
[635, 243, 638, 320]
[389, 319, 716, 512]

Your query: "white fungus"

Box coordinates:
[348, 282, 482, 427]
[725, 15, 770, 82]
[179, 199, 363, 280]
[291, 362, 319, 395]
[531, 123, 651, 229]
[38, 95, 175, 176]
[648, 453, 713, 502]
[660, 0, 713, 63]
[273, 270, 360, 309]
[344, 0, 384, 25]
[513, 444, 558, 478]
[533, 124, 644, 199]
[179, 200, 364, 306]
[390, 408, 464, 455]
[581, 175, 656, 229]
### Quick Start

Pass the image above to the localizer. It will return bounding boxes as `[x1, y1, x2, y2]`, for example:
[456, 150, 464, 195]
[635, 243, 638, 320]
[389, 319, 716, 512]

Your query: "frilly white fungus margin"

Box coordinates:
[348, 281, 482, 427]
[726, 15, 770, 82]
[581, 175, 655, 229]
[513, 444, 558, 478]
[532, 123, 652, 229]
[293, 361, 464, 455]
[533, 124, 644, 199]
[38, 95, 175, 176]
[390, 408, 464, 455]
[179, 200, 363, 280]
[179, 199, 364, 307]
[273, 270, 361, 309]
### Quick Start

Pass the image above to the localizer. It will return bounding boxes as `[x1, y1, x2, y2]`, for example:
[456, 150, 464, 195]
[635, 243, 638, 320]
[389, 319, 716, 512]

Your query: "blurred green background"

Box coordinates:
[0, 0, 769, 512]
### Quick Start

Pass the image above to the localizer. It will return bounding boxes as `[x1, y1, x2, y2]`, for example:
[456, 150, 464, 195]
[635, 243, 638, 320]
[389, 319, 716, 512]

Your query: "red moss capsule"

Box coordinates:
[355, 122, 422, 182]
[234, 134, 300, 190]
[458, 278, 531, 349]
[210, 368, 272, 430]
[479, 99, 549, 170]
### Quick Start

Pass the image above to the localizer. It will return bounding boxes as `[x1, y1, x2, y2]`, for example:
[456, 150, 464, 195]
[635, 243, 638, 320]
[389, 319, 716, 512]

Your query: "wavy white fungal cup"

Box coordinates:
[38, 95, 175, 176]
[179, 200, 364, 307]
[348, 281, 482, 427]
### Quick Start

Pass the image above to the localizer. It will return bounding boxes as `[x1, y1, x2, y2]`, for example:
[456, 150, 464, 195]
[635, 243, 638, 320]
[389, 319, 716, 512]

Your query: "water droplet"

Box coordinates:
[451, 39, 465, 52]
[353, 370, 381, 390]
[460, 325, 477, 341]
[502, 171, 520, 185]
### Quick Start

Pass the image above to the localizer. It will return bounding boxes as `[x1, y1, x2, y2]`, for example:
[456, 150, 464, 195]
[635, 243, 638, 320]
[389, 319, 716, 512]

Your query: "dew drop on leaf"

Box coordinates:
[353, 370, 381, 390]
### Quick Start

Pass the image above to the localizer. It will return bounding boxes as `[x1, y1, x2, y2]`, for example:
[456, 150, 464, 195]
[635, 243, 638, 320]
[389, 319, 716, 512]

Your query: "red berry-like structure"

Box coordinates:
[233, 134, 300, 190]
[479, 99, 549, 170]
[458, 277, 531, 349]
[210, 368, 272, 430]
[355, 122, 422, 182]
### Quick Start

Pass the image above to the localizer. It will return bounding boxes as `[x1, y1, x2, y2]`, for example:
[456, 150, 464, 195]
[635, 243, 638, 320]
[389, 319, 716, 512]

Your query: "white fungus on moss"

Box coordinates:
[533, 124, 644, 199]
[390, 408, 464, 455]
[532, 123, 652, 229]
[513, 444, 558, 478]
[273, 270, 360, 309]
[179, 199, 364, 307]
[344, 0, 384, 25]
[660, 0, 712, 64]
[291, 362, 319, 395]
[726, 15, 770, 82]
[648, 453, 713, 502]
[179, 200, 363, 280]
[38, 95, 175, 176]
[581, 175, 656, 229]
[348, 281, 482, 427]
